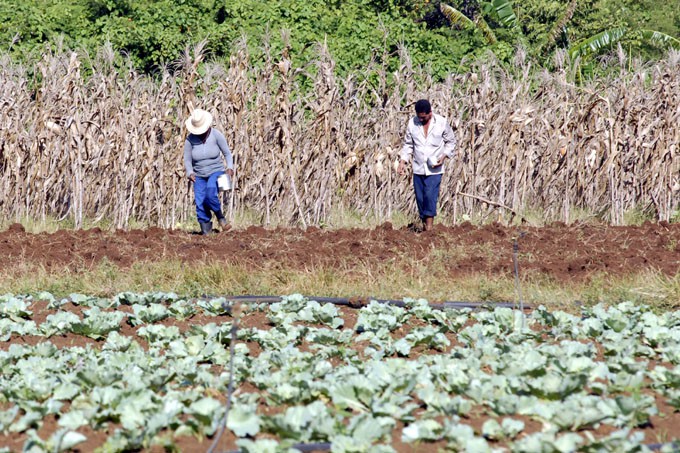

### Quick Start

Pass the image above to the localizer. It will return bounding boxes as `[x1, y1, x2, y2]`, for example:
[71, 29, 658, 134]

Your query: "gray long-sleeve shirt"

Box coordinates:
[183, 128, 234, 178]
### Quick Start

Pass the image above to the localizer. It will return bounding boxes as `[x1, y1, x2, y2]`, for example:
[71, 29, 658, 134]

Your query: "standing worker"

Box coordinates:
[184, 108, 235, 235]
[397, 99, 457, 232]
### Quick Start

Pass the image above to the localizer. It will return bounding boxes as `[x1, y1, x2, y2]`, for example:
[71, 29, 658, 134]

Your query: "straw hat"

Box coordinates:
[185, 109, 213, 135]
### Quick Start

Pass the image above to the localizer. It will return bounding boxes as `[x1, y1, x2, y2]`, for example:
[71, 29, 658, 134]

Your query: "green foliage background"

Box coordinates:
[1, 0, 679, 77]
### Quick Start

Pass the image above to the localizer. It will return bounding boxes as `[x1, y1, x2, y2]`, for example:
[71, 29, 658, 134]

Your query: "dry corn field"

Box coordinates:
[1, 42, 678, 229]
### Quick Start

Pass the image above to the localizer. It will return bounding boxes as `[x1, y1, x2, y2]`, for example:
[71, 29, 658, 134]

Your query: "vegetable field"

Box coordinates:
[0, 222, 678, 451]
[2, 293, 680, 452]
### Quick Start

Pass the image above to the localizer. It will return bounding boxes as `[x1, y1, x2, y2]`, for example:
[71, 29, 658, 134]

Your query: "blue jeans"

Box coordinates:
[194, 171, 225, 223]
[413, 174, 442, 219]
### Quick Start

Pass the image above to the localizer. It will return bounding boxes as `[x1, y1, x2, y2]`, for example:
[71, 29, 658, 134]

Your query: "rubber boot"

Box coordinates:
[199, 221, 213, 235]
[217, 216, 231, 232]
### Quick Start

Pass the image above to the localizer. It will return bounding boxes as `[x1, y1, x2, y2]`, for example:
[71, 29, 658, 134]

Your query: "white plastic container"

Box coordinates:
[427, 155, 439, 166]
[217, 174, 232, 191]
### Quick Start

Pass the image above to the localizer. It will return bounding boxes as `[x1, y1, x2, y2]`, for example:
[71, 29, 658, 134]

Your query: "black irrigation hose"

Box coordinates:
[208, 314, 240, 453]
[646, 443, 680, 452]
[215, 295, 531, 452]
[223, 440, 679, 453]
[223, 442, 331, 453]
[212, 296, 674, 453]
[286, 444, 331, 452]
[213, 239, 666, 453]
[221, 295, 532, 311]
[219, 295, 533, 338]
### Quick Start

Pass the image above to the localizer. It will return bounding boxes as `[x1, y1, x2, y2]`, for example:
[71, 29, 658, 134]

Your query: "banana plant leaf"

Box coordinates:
[491, 0, 517, 28]
[440, 3, 498, 45]
[440, 3, 476, 30]
[569, 27, 627, 59]
[639, 29, 680, 48]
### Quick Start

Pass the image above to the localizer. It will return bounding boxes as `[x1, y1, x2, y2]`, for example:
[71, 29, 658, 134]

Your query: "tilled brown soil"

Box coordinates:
[1, 221, 679, 281]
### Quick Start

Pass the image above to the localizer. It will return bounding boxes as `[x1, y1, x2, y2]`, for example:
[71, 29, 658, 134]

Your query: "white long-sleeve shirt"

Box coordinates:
[400, 113, 457, 175]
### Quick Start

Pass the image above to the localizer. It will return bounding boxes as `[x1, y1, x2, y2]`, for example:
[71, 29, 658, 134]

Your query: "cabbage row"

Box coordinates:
[1, 292, 679, 452]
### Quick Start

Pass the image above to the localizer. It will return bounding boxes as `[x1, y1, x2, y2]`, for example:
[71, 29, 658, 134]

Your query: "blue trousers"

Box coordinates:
[413, 173, 442, 219]
[194, 171, 225, 223]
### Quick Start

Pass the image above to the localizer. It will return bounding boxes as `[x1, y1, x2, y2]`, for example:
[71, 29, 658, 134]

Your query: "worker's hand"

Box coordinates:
[432, 155, 448, 167]
[226, 168, 234, 178]
[397, 160, 408, 175]
[188, 173, 196, 182]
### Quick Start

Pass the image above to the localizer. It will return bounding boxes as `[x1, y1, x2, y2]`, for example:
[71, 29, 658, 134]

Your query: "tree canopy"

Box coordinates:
[1, 0, 678, 78]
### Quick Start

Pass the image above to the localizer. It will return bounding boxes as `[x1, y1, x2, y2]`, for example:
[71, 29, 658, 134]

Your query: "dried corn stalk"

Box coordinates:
[0, 45, 678, 228]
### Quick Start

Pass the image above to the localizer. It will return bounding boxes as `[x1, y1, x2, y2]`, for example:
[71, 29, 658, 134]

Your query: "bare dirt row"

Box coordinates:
[1, 222, 678, 282]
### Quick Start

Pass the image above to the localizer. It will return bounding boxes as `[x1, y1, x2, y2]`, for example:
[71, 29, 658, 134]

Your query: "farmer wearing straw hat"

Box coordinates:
[183, 108, 234, 235]
[398, 99, 457, 232]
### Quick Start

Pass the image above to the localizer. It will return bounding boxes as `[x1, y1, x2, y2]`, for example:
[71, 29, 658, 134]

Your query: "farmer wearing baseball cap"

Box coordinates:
[183, 108, 234, 235]
[397, 99, 457, 232]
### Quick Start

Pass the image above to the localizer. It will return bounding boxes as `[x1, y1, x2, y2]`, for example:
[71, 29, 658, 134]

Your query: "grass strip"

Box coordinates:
[0, 259, 677, 314]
